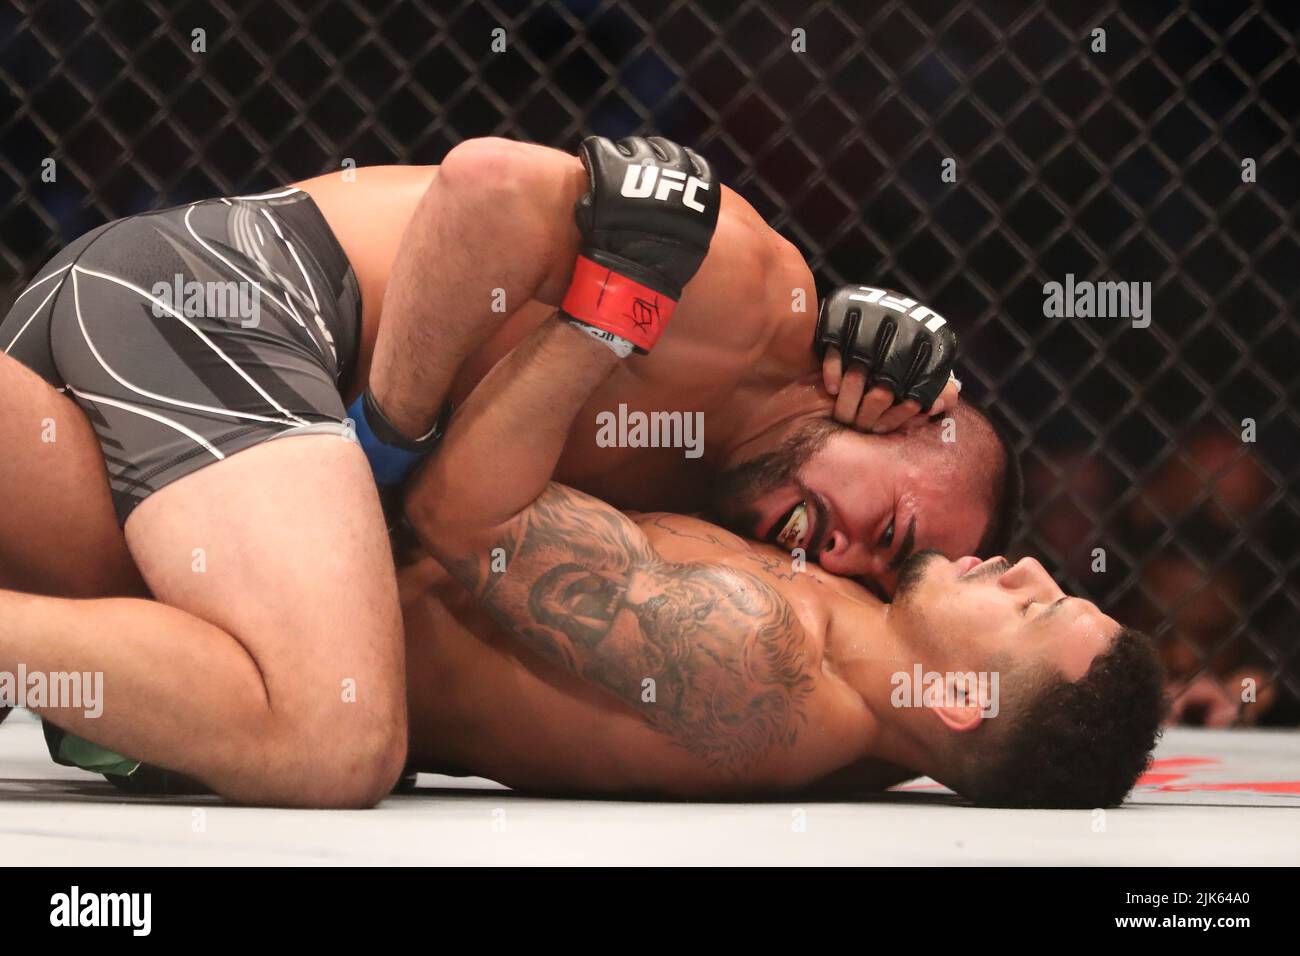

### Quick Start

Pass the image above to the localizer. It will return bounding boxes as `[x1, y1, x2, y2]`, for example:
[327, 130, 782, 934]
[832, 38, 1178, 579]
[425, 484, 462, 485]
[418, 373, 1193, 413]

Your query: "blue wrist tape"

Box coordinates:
[346, 391, 439, 487]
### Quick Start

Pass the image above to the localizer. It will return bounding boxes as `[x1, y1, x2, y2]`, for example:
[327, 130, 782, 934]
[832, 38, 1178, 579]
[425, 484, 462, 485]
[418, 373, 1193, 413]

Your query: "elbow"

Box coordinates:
[402, 468, 495, 565]
[437, 138, 583, 304]
[437, 137, 540, 199]
[403, 470, 456, 553]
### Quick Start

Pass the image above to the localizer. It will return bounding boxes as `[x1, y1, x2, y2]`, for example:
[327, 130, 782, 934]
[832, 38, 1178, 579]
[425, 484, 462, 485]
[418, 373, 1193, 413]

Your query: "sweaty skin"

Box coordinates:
[295, 142, 982, 594]
[395, 312, 1116, 799]
[296, 156, 814, 512]
[397, 542, 1117, 798]
[397, 515, 896, 797]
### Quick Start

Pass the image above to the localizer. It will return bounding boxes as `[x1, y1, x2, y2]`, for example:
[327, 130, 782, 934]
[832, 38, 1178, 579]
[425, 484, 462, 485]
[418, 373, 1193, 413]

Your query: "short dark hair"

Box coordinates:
[962, 627, 1166, 809]
[973, 410, 1023, 557]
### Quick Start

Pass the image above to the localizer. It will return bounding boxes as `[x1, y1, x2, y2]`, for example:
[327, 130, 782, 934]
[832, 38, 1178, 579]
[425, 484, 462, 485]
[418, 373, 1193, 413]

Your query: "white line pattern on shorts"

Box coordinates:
[260, 207, 336, 363]
[260, 208, 321, 312]
[5, 276, 66, 352]
[230, 186, 303, 201]
[226, 204, 324, 363]
[71, 265, 309, 427]
[183, 203, 307, 338]
[69, 387, 226, 461]
[11, 263, 72, 305]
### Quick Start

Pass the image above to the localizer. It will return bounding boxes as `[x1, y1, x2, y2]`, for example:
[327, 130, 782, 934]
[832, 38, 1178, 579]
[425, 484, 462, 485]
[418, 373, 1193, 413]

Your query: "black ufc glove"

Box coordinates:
[561, 135, 720, 354]
[814, 284, 958, 410]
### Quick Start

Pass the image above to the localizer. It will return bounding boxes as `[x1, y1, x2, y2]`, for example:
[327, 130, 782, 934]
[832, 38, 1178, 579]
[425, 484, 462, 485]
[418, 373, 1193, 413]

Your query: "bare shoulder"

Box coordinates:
[636, 512, 834, 593]
[449, 486, 822, 775]
[621, 553, 816, 773]
[714, 184, 801, 272]
[722, 183, 807, 256]
[635, 510, 754, 553]
[680, 185, 814, 355]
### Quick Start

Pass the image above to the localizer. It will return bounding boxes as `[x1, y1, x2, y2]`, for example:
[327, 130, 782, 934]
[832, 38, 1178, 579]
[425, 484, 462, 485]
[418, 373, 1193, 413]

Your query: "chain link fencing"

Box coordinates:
[2, 0, 1297, 723]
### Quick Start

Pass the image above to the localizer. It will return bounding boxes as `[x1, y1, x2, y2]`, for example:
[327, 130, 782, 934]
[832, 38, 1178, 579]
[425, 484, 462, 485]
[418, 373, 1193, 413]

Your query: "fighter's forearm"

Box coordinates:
[402, 135, 815, 771]
[368, 139, 585, 439]
[406, 319, 618, 545]
[414, 478, 815, 775]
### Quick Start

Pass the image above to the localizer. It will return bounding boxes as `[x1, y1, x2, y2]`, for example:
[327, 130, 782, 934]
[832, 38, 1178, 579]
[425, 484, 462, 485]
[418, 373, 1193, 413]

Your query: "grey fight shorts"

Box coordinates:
[0, 187, 362, 523]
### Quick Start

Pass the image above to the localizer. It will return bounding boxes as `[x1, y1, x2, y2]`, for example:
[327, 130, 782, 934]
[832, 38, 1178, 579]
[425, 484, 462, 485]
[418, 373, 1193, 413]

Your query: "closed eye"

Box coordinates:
[877, 516, 895, 549]
[1019, 599, 1034, 617]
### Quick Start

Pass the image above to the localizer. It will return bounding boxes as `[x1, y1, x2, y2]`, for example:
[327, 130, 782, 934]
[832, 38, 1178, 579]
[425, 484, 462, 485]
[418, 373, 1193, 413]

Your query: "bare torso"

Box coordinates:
[298, 164, 906, 796]
[297, 163, 818, 512]
[398, 511, 912, 798]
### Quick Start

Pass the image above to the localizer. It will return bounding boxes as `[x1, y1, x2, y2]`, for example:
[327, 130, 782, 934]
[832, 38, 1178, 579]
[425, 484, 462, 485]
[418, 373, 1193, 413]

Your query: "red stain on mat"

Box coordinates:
[1132, 756, 1300, 796]
[1135, 757, 1219, 788]
[1155, 781, 1300, 795]
[887, 757, 1300, 798]
[1137, 773, 1188, 785]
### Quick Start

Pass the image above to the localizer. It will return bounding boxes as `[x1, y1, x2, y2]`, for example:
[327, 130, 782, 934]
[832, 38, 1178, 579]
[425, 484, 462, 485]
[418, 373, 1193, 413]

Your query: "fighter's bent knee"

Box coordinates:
[283, 715, 408, 809]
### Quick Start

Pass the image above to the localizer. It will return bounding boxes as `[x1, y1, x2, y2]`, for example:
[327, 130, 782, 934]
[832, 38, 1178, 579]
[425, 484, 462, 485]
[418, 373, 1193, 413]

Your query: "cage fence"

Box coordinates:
[2, 0, 1297, 722]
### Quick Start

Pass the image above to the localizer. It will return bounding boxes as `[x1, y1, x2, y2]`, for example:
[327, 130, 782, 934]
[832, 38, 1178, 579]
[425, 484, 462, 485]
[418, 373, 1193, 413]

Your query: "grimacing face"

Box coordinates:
[727, 425, 991, 598]
[889, 550, 1120, 682]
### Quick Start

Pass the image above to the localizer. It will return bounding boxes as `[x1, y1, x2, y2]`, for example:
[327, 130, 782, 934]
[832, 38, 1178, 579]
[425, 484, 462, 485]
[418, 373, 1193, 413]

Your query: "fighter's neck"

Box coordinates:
[820, 597, 945, 780]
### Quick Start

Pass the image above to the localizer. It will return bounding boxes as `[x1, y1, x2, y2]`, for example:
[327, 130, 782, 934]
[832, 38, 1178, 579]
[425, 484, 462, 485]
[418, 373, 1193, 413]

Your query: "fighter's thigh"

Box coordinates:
[124, 435, 406, 745]
[0, 350, 141, 597]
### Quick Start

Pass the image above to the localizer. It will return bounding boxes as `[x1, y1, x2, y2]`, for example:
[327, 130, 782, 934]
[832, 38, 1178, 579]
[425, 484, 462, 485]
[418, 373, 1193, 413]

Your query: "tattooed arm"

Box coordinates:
[442, 482, 813, 770]
[406, 321, 815, 771]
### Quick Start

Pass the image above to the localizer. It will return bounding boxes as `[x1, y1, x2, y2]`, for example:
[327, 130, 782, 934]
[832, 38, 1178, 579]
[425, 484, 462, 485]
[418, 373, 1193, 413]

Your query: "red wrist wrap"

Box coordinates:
[560, 255, 677, 354]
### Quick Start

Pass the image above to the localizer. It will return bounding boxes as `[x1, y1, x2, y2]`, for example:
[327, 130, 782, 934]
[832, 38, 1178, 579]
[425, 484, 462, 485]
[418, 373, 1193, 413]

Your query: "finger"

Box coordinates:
[822, 350, 844, 397]
[924, 378, 961, 417]
[684, 146, 712, 182]
[852, 384, 895, 431]
[871, 398, 923, 434]
[645, 136, 684, 164]
[900, 412, 932, 433]
[833, 363, 869, 424]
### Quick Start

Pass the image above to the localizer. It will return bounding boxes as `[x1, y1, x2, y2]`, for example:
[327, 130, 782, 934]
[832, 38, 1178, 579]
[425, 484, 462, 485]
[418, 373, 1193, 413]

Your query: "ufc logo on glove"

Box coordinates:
[814, 283, 958, 409]
[848, 285, 949, 332]
[620, 164, 711, 213]
[562, 136, 720, 355]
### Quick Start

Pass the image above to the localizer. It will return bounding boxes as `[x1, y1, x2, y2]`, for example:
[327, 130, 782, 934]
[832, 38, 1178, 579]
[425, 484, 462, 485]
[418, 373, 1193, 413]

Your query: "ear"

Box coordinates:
[932, 703, 983, 733]
[931, 671, 986, 733]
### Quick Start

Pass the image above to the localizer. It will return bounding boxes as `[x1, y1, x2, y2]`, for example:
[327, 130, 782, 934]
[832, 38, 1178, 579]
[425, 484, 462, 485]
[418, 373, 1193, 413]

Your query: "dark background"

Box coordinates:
[2, 0, 1297, 722]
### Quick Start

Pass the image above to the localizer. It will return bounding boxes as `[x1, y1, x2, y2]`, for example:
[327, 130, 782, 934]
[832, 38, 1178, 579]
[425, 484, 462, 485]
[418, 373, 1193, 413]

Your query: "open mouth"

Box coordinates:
[764, 490, 832, 559]
[768, 500, 811, 551]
